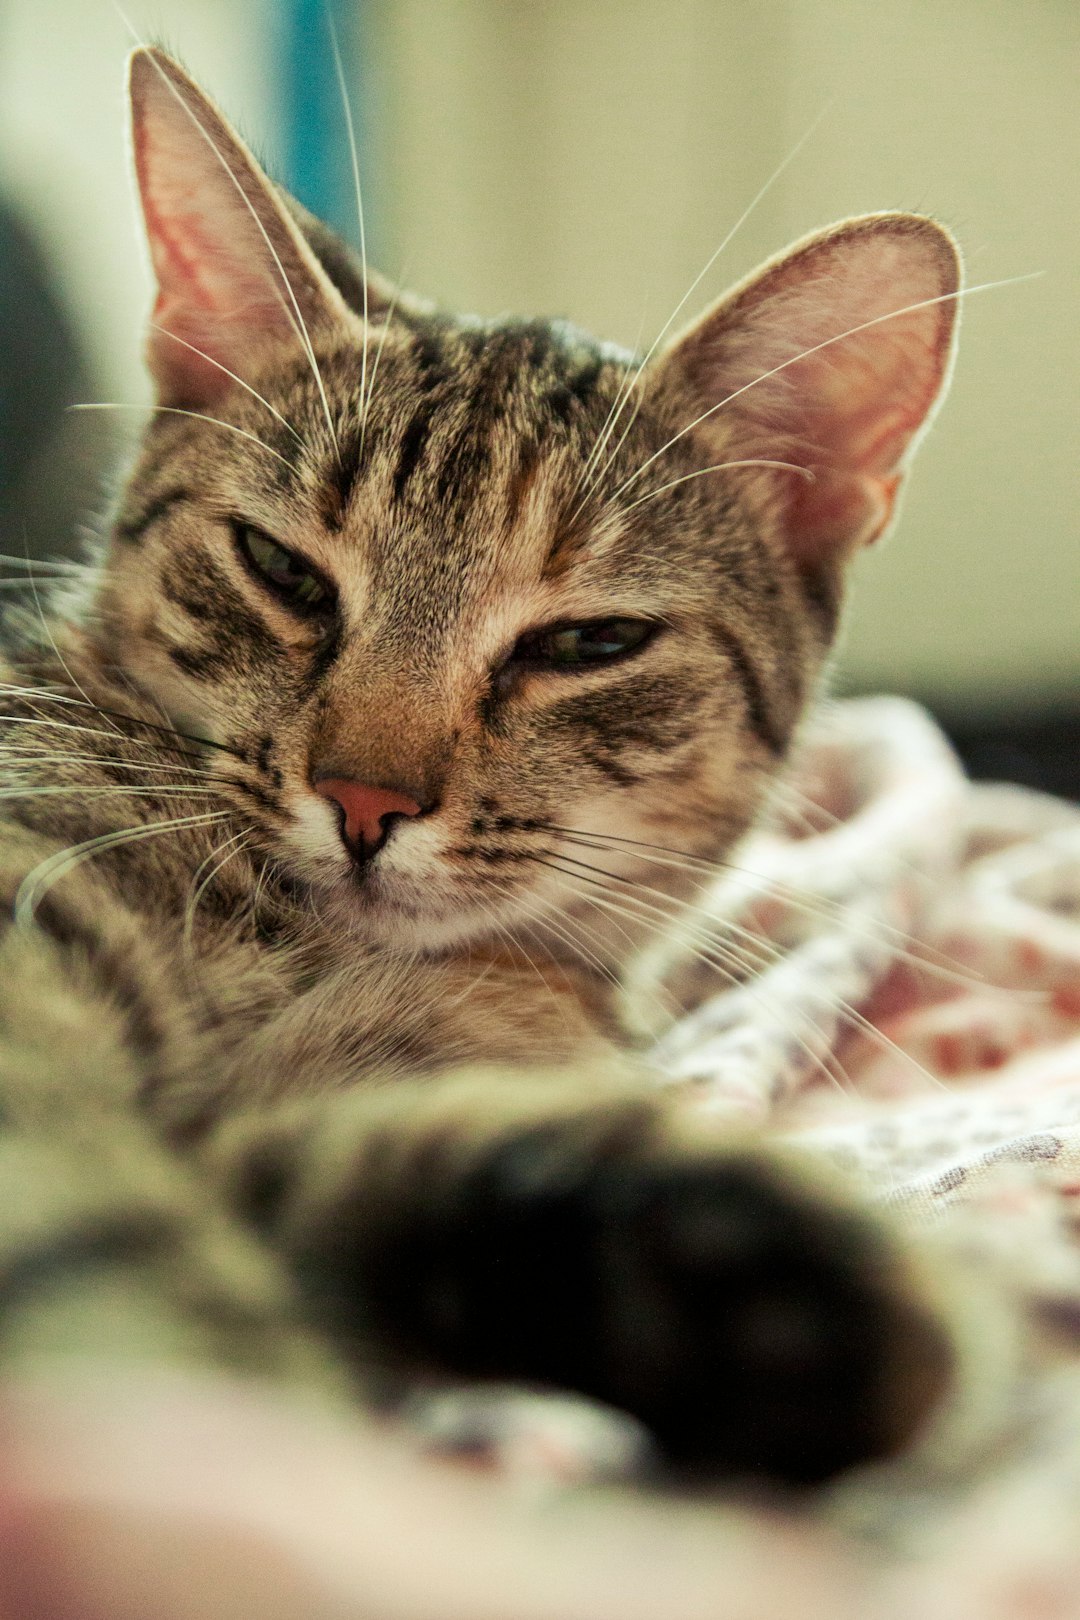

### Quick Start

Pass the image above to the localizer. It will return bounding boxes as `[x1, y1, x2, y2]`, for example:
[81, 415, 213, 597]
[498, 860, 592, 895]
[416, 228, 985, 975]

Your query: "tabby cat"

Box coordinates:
[0, 47, 963, 1486]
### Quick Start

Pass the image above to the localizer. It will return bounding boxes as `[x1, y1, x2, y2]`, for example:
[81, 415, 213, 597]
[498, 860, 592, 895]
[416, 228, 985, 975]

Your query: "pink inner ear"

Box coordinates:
[129, 48, 349, 410]
[662, 219, 960, 562]
[142, 192, 268, 406]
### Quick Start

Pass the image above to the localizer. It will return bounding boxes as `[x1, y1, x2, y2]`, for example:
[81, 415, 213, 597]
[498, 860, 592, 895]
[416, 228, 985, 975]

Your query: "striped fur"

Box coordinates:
[0, 49, 963, 1481]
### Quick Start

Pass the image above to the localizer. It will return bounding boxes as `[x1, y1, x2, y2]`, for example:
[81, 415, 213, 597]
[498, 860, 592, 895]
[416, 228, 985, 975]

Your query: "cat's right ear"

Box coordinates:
[129, 47, 358, 409]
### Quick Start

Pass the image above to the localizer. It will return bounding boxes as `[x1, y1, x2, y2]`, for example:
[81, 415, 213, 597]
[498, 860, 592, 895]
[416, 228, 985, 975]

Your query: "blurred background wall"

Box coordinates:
[0, 0, 1076, 782]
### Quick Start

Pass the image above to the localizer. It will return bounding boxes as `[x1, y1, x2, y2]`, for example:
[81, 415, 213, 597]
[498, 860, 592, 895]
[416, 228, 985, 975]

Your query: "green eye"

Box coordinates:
[233, 523, 332, 610]
[512, 618, 656, 667]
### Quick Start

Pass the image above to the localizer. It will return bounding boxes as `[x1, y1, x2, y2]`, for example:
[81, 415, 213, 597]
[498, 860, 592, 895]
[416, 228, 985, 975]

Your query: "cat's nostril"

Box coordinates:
[314, 777, 424, 862]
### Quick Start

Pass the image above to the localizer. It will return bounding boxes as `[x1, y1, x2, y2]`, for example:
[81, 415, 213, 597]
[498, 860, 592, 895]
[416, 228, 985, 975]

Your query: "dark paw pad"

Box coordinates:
[295, 1114, 952, 1485]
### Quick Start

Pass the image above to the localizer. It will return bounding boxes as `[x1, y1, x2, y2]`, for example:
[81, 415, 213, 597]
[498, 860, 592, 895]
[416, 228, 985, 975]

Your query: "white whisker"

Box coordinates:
[475, 887, 576, 1035]
[183, 827, 252, 959]
[542, 840, 969, 1094]
[577, 388, 646, 515]
[0, 554, 86, 574]
[510, 884, 623, 990]
[150, 325, 304, 444]
[580, 108, 832, 509]
[0, 716, 204, 771]
[0, 752, 208, 781]
[70, 403, 296, 470]
[329, 15, 371, 464]
[712, 907, 948, 1093]
[571, 308, 649, 503]
[17, 532, 130, 748]
[0, 579, 69, 592]
[0, 685, 241, 762]
[549, 863, 859, 1098]
[362, 267, 410, 433]
[546, 824, 1024, 995]
[0, 785, 218, 802]
[14, 810, 232, 925]
[622, 458, 814, 513]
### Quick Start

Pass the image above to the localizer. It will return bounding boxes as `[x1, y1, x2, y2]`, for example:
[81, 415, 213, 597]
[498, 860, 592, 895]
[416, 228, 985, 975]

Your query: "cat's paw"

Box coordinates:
[381, 1127, 949, 1484]
[229, 1085, 954, 1486]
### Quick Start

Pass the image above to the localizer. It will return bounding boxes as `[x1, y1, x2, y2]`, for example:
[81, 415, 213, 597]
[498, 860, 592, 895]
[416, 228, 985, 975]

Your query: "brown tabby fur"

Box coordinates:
[0, 47, 964, 1483]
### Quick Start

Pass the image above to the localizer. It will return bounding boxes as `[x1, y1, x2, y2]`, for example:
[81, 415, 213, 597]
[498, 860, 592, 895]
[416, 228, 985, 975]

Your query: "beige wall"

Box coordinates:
[2, 0, 1075, 709]
[0, 0, 272, 402]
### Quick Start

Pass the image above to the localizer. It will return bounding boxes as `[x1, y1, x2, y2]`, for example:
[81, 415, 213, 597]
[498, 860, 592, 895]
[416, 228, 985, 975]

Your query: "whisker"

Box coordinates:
[517, 885, 680, 1034]
[764, 780, 838, 839]
[580, 107, 832, 507]
[14, 809, 232, 925]
[571, 308, 648, 502]
[329, 14, 371, 464]
[182, 827, 252, 958]
[0, 579, 74, 592]
[706, 905, 948, 1093]
[0, 752, 209, 781]
[608, 272, 1043, 506]
[150, 326, 304, 444]
[0, 785, 219, 803]
[250, 854, 275, 919]
[0, 713, 209, 769]
[477, 886, 579, 1034]
[0, 554, 87, 575]
[580, 390, 645, 511]
[17, 532, 132, 749]
[0, 683, 246, 759]
[442, 952, 499, 1012]
[70, 403, 296, 471]
[362, 266, 410, 431]
[509, 884, 624, 991]
[538, 821, 1007, 992]
[622, 458, 814, 513]
[542, 859, 859, 1098]
[566, 388, 644, 532]
[539, 840, 966, 1095]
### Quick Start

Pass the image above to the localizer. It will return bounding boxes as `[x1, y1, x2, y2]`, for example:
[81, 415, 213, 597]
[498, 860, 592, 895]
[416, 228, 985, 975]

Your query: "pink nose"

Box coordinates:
[314, 778, 423, 854]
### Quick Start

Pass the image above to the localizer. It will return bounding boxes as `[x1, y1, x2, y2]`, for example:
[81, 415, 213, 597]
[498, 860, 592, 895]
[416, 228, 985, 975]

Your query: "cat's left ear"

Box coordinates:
[649, 214, 961, 565]
[129, 46, 358, 408]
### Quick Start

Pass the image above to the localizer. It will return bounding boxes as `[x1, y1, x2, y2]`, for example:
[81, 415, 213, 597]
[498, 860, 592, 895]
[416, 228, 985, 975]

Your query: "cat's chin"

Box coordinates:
[317, 874, 504, 956]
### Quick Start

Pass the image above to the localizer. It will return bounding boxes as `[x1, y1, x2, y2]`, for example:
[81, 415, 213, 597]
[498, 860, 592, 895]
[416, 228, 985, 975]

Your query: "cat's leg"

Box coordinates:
[0, 830, 343, 1393]
[207, 1070, 955, 1485]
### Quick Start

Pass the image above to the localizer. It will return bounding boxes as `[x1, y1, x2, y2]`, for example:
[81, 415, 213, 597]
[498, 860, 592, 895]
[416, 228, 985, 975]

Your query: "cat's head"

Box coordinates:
[89, 47, 959, 955]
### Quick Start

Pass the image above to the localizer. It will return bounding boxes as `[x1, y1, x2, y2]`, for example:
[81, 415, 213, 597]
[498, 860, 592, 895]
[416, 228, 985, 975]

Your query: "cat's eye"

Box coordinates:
[232, 523, 333, 611]
[510, 618, 657, 668]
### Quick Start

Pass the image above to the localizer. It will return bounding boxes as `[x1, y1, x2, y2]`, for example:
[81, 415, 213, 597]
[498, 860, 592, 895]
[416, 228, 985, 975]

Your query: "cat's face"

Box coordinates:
[90, 49, 960, 957]
[99, 313, 811, 952]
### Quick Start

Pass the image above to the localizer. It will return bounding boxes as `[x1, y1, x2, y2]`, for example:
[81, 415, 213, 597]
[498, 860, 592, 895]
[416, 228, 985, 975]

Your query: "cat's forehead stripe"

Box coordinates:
[298, 316, 629, 531]
[320, 429, 365, 532]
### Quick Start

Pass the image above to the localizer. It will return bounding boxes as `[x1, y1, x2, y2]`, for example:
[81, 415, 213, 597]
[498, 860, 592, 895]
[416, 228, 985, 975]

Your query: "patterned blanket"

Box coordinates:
[3, 697, 1080, 1617]
[417, 696, 1080, 1612]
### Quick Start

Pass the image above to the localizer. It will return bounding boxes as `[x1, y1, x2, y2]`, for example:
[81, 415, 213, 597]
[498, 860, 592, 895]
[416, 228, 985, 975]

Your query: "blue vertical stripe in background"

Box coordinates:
[277, 0, 377, 255]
